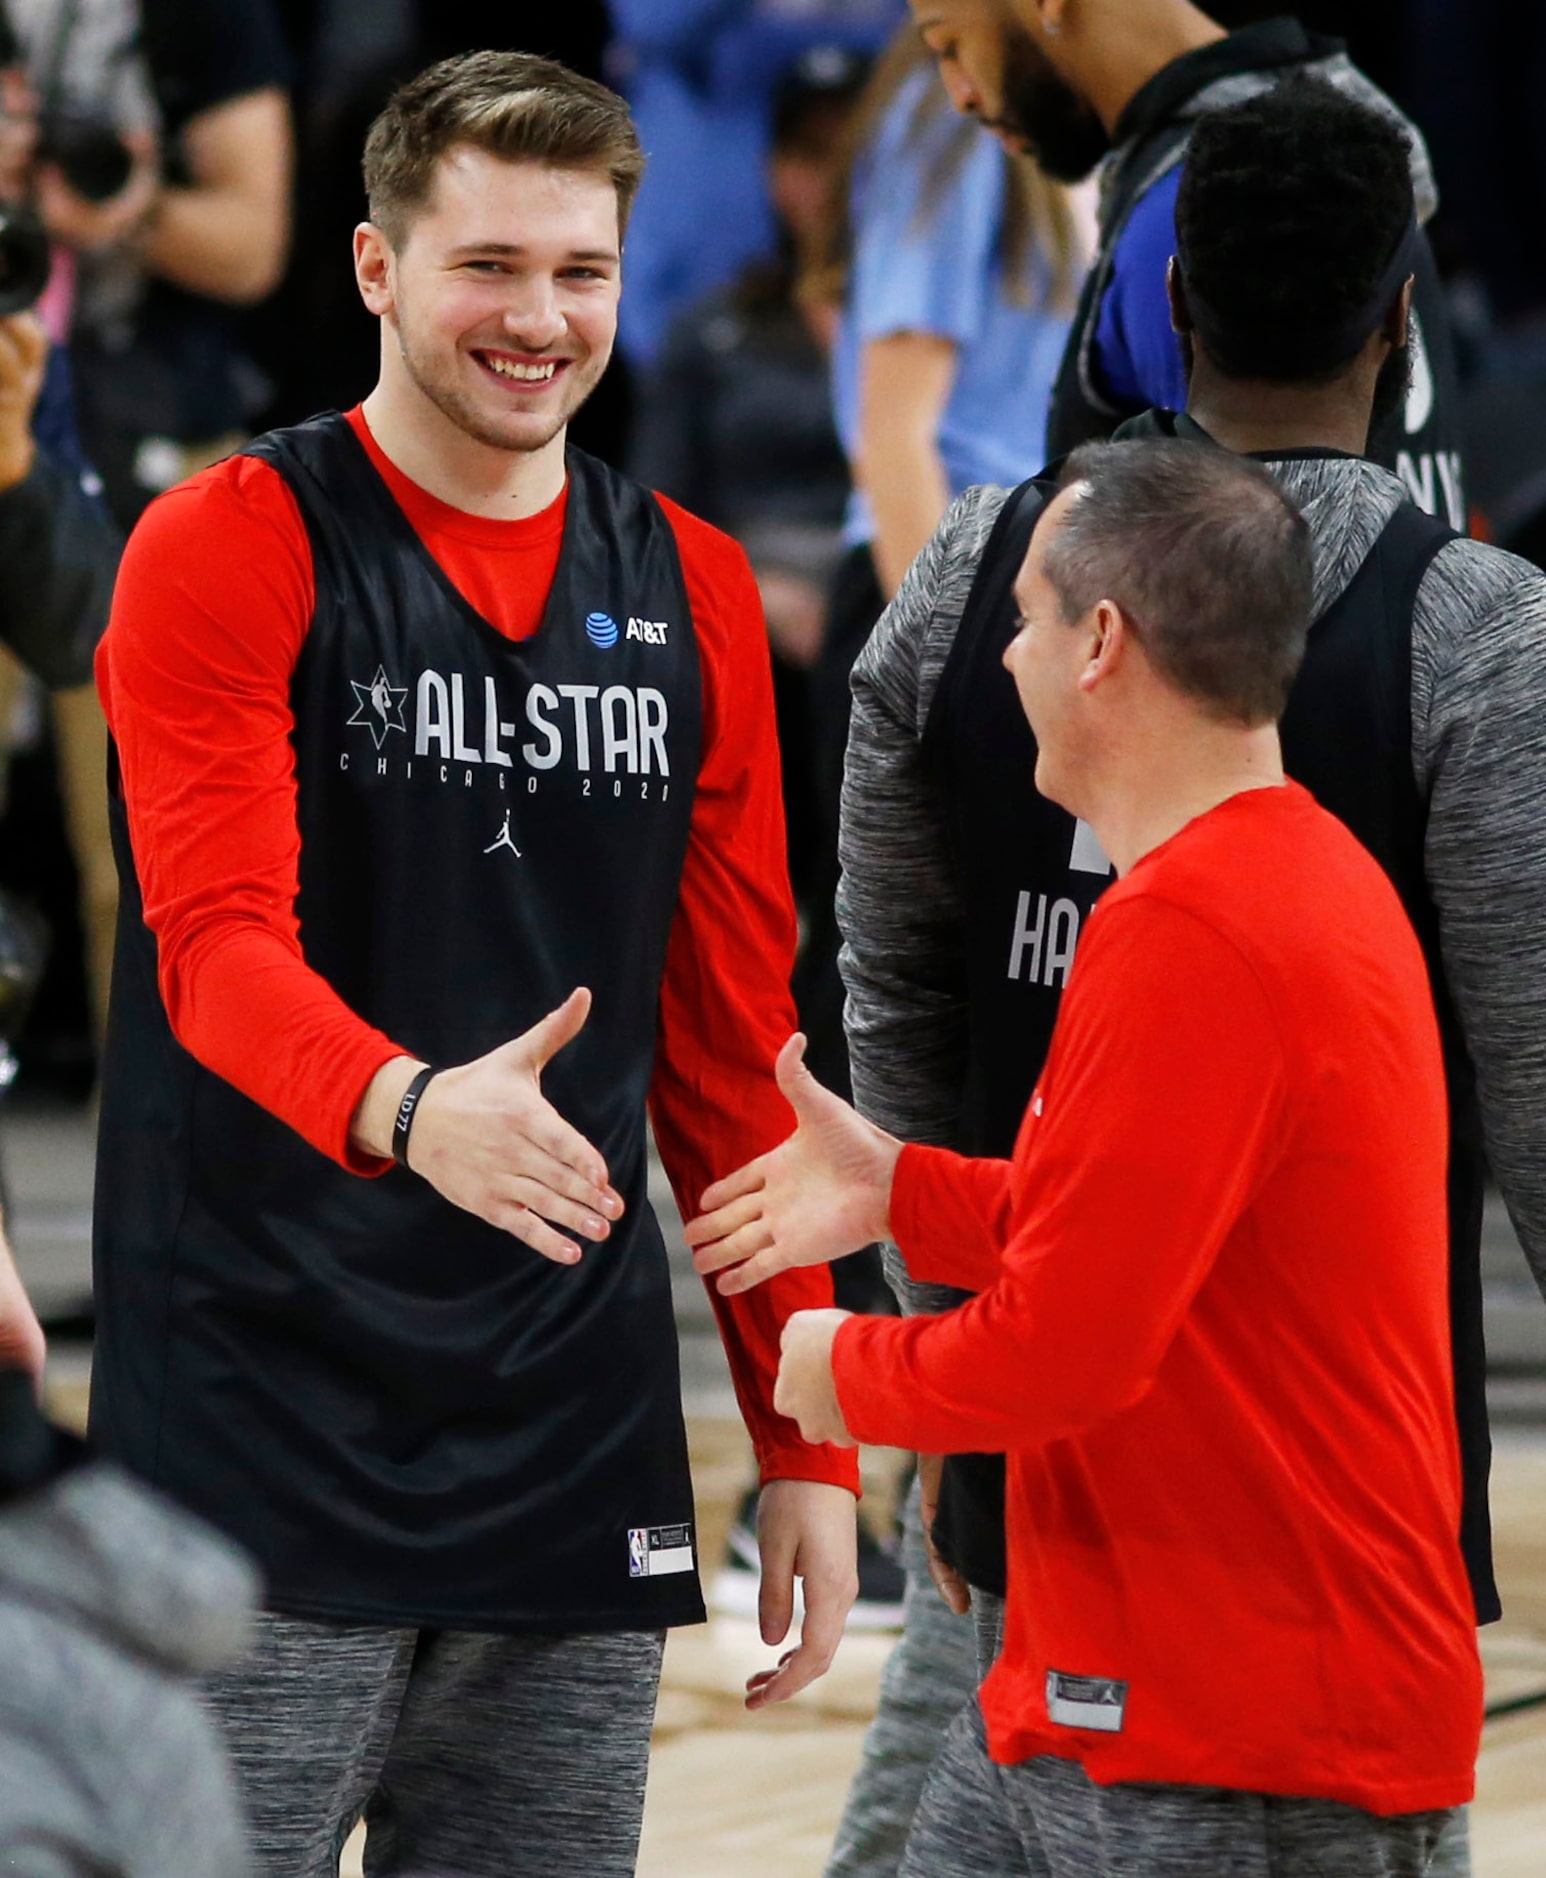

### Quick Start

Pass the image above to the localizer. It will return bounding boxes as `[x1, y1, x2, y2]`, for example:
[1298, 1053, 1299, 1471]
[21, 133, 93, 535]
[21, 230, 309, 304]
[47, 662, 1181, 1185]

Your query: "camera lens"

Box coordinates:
[0, 206, 51, 318]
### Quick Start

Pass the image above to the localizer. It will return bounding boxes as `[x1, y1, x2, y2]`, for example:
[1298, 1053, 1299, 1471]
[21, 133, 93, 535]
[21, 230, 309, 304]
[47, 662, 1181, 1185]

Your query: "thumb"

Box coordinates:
[517, 986, 592, 1072]
[774, 1032, 827, 1124]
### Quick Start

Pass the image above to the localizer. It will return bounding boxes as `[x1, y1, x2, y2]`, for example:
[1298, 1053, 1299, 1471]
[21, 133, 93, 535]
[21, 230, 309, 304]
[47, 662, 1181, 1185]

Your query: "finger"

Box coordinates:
[682, 1188, 766, 1248]
[690, 1221, 775, 1276]
[508, 1139, 623, 1220]
[773, 1031, 822, 1119]
[695, 1159, 767, 1218]
[506, 1177, 613, 1241]
[3, 313, 45, 371]
[747, 1570, 851, 1709]
[520, 985, 592, 1072]
[926, 1553, 972, 1617]
[756, 1505, 796, 1648]
[512, 1098, 613, 1198]
[495, 1202, 581, 1265]
[715, 1245, 796, 1296]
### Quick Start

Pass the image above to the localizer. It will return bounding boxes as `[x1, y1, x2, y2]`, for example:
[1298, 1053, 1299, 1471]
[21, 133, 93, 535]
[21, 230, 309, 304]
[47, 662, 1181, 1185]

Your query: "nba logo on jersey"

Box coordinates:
[627, 1523, 695, 1578]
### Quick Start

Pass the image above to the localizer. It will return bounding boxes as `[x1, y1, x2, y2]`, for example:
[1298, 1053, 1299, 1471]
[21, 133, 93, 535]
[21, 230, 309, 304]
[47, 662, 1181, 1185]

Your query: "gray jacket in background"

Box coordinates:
[0, 1460, 258, 1876]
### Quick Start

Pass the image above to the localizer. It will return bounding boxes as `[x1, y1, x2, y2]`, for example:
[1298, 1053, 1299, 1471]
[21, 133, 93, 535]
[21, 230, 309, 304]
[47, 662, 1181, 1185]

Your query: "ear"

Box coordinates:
[1382, 275, 1415, 349]
[354, 223, 395, 317]
[1077, 599, 1127, 693]
[1166, 256, 1193, 337]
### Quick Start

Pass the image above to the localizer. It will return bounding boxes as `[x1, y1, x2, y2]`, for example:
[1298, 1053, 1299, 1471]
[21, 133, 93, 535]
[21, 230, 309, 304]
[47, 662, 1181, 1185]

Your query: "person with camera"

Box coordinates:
[0, 39, 117, 691]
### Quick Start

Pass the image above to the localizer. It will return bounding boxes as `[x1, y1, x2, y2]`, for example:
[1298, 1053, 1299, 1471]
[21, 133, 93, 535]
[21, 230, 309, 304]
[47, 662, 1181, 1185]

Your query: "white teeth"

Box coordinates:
[487, 357, 557, 381]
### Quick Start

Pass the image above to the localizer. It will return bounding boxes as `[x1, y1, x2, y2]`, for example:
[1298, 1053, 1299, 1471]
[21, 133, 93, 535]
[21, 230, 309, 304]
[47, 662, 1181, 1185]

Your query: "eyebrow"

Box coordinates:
[446, 242, 620, 263]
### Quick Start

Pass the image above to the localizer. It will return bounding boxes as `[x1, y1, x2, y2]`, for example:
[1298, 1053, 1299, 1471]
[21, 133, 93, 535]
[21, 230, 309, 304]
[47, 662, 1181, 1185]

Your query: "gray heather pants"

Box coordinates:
[899, 1698, 1459, 1878]
[201, 1610, 665, 1878]
[839, 1570, 1474, 1878]
[824, 1478, 979, 1877]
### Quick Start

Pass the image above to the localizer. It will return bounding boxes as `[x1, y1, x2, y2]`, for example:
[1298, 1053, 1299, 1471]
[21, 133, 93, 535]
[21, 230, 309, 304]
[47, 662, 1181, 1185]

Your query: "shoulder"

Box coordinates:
[855, 483, 1015, 727]
[122, 450, 307, 573]
[103, 451, 313, 698]
[1109, 165, 1181, 274]
[651, 490, 762, 671]
[1420, 532, 1546, 633]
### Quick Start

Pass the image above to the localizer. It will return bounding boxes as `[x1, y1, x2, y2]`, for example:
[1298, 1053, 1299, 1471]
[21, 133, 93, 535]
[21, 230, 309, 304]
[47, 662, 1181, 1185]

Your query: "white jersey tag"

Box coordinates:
[1046, 1669, 1128, 1732]
[628, 1522, 695, 1578]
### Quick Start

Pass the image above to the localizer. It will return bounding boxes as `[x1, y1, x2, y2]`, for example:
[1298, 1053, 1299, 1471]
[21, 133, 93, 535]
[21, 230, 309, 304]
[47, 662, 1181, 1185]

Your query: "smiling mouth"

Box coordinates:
[475, 352, 566, 386]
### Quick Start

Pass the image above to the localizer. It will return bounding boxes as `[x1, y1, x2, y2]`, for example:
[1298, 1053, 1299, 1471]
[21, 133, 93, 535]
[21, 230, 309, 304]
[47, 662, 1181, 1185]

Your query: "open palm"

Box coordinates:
[685, 1035, 901, 1295]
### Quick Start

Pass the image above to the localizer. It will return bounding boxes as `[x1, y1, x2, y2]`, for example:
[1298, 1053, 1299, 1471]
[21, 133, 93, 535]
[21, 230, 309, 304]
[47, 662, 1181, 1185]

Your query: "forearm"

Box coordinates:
[138, 89, 291, 306]
[839, 489, 1007, 1314]
[139, 181, 287, 304]
[161, 913, 404, 1169]
[854, 333, 955, 598]
[890, 1144, 1014, 1293]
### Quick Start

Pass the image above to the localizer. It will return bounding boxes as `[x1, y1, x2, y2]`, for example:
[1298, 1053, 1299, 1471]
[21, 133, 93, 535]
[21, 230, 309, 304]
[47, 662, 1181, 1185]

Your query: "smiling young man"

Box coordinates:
[88, 51, 858, 1877]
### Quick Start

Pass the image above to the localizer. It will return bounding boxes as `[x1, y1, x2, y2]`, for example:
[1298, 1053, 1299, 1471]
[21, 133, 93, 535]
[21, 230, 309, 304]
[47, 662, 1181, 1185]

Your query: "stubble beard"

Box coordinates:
[395, 316, 604, 456]
[995, 23, 1112, 184]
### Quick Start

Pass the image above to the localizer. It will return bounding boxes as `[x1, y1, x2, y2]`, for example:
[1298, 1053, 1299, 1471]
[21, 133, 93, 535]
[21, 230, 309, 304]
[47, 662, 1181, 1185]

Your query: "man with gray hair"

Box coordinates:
[689, 436, 1483, 1878]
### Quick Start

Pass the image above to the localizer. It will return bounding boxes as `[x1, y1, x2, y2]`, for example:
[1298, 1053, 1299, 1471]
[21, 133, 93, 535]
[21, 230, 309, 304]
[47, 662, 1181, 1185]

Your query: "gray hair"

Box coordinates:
[1042, 439, 1312, 726]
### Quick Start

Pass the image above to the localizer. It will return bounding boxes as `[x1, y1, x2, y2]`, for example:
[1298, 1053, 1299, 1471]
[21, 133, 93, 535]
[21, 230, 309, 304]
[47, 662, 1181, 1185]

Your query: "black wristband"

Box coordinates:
[391, 1066, 439, 1168]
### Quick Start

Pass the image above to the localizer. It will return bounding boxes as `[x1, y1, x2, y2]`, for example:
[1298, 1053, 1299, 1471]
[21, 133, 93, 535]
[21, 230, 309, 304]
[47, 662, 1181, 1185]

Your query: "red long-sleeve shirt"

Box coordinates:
[834, 784, 1481, 1813]
[97, 407, 857, 1493]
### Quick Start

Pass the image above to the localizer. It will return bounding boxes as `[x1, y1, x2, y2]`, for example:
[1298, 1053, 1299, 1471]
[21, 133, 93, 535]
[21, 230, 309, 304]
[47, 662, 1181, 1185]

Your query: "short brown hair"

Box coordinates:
[363, 50, 646, 247]
[1043, 440, 1312, 727]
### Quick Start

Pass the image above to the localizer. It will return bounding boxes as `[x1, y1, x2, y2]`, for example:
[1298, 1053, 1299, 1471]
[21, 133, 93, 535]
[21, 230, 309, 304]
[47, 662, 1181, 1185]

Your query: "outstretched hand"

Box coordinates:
[685, 1034, 901, 1295]
[351, 988, 624, 1263]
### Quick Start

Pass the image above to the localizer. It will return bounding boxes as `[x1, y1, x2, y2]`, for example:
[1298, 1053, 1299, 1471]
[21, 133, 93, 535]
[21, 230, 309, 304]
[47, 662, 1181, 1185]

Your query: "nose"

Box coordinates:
[501, 277, 566, 351]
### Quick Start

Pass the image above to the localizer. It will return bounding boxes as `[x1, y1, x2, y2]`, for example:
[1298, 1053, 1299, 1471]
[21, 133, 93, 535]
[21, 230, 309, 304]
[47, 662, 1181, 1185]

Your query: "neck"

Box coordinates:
[1081, 720, 1285, 876]
[1185, 359, 1374, 459]
[1080, 0, 1228, 134]
[362, 359, 568, 520]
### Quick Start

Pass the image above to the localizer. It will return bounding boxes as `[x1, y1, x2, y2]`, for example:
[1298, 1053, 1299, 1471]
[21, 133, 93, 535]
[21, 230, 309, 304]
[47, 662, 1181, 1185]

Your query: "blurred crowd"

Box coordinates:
[0, 0, 1541, 1105]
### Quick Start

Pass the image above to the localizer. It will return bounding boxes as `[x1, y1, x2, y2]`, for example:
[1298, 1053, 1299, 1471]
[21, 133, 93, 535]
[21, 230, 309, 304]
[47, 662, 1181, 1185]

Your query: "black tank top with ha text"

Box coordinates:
[920, 445, 1495, 1623]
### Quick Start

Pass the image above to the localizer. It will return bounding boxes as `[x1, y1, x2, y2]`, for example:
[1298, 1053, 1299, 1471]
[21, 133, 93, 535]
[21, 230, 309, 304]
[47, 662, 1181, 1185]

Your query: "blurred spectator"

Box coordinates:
[0, 24, 118, 691]
[631, 45, 869, 905]
[798, 23, 1077, 1100]
[0, 1371, 259, 1877]
[0, 0, 289, 1063]
[0, 24, 120, 1081]
[608, 0, 901, 368]
[4, 0, 293, 528]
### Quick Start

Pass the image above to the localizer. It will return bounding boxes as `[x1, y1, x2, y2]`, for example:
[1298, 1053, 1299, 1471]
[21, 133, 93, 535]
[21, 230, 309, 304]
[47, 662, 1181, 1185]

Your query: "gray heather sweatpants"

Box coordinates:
[201, 1610, 664, 1878]
[899, 1698, 1458, 1878]
[823, 1479, 979, 1878]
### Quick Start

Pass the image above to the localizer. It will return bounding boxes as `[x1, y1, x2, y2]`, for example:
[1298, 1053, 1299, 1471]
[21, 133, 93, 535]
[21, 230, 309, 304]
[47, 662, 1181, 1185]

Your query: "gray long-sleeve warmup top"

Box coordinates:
[838, 452, 1546, 1314]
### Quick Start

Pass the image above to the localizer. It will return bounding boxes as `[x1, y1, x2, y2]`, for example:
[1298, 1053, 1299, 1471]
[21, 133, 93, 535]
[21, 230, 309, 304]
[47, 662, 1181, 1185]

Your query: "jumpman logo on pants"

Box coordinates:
[484, 810, 522, 858]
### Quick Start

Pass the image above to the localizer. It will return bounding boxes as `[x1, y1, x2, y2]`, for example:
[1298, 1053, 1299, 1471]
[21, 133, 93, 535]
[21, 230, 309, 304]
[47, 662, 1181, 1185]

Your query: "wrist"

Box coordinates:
[349, 1054, 426, 1161]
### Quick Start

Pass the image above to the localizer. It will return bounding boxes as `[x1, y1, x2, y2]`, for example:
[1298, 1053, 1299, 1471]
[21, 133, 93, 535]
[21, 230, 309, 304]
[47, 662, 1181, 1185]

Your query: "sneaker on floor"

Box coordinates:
[710, 1495, 906, 1631]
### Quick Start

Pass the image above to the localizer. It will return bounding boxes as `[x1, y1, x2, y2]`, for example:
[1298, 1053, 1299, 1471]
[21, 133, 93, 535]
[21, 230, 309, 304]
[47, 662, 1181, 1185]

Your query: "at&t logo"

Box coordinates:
[585, 611, 619, 649]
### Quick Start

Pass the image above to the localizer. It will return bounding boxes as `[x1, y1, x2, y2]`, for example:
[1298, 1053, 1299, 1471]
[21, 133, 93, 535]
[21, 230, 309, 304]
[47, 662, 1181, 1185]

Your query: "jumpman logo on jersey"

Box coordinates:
[484, 809, 522, 859]
[346, 664, 408, 749]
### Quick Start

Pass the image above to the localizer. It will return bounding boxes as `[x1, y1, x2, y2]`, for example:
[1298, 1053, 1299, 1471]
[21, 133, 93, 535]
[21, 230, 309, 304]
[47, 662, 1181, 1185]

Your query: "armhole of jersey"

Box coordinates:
[921, 481, 1046, 755]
